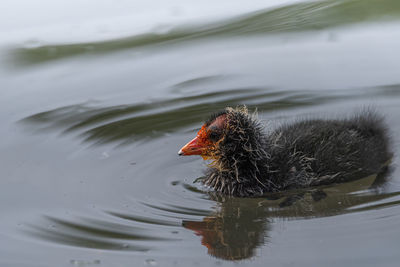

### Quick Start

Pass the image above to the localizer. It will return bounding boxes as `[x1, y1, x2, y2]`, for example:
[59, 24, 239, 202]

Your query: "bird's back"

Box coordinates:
[267, 111, 391, 190]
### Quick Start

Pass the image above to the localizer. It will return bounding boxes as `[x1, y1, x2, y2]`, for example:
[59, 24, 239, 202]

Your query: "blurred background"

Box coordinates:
[1, 0, 400, 266]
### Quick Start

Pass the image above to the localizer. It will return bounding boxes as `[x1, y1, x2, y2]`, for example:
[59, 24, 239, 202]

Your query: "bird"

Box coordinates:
[178, 106, 391, 197]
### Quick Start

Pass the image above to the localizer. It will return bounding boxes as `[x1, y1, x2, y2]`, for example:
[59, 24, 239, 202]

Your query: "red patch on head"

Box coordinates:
[197, 125, 213, 144]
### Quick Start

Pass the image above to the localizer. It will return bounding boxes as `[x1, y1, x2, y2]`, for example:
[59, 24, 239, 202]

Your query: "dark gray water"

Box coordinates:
[1, 0, 400, 266]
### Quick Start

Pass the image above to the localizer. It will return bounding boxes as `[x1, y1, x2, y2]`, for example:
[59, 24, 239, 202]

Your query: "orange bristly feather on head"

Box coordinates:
[197, 125, 228, 172]
[196, 125, 214, 160]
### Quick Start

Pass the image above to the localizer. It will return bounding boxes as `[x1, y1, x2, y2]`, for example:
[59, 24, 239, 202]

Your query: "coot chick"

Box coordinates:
[178, 107, 391, 197]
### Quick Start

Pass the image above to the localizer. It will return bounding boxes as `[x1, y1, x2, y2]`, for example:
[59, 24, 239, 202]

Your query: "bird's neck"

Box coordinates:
[204, 131, 271, 196]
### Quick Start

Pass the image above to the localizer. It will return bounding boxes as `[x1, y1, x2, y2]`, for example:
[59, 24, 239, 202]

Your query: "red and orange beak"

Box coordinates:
[178, 126, 211, 156]
[178, 136, 204, 156]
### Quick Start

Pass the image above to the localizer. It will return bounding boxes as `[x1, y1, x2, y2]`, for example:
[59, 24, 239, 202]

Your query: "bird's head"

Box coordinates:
[178, 106, 263, 164]
[178, 110, 228, 160]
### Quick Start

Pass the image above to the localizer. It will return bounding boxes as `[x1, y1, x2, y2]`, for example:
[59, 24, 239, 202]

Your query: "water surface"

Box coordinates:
[1, 0, 400, 266]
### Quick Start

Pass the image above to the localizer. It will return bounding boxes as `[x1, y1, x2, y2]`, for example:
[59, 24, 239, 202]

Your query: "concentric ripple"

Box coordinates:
[20, 84, 400, 145]
[23, 173, 400, 259]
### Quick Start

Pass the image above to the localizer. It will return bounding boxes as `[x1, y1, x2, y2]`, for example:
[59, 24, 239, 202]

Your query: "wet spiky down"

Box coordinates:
[199, 107, 391, 197]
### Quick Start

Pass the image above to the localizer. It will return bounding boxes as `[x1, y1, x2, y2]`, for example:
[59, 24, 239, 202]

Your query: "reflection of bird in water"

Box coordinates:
[183, 197, 270, 261]
[22, 171, 399, 261]
[179, 106, 391, 197]
[183, 170, 399, 261]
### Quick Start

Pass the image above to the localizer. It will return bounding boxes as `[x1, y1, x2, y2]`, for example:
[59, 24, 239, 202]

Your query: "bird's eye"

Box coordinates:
[208, 129, 222, 142]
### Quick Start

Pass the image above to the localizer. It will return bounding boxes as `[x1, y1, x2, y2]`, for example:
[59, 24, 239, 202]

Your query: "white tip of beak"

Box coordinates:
[178, 149, 184, 156]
